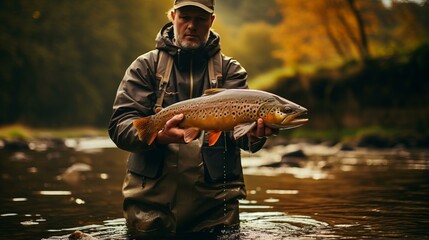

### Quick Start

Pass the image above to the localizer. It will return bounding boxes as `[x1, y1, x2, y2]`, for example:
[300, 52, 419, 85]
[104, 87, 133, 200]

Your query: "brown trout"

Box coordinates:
[133, 88, 308, 146]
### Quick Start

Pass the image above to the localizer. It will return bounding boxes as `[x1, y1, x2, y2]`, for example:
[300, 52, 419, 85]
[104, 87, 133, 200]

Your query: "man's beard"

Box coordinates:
[174, 30, 209, 50]
[177, 38, 203, 49]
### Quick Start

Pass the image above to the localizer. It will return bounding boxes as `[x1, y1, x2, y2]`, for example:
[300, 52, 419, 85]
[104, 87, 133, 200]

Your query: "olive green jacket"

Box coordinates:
[108, 23, 265, 178]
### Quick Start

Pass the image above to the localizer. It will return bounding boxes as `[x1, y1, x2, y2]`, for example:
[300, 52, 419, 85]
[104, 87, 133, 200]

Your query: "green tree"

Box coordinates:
[0, 0, 170, 127]
[226, 22, 283, 79]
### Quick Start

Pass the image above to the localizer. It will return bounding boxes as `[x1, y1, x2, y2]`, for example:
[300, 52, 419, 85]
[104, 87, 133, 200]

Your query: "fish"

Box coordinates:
[133, 88, 308, 146]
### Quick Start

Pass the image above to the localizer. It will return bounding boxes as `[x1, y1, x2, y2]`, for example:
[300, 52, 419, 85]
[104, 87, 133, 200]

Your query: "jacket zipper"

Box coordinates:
[189, 58, 194, 99]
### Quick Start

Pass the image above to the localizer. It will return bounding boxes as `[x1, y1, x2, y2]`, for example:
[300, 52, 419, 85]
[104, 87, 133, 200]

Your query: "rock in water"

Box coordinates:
[68, 230, 98, 240]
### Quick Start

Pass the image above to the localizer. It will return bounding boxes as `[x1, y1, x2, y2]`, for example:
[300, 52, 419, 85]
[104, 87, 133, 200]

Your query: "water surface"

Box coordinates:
[0, 138, 428, 239]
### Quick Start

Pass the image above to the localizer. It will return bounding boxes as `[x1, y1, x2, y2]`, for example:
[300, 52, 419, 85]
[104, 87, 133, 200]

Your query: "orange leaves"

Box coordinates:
[273, 0, 428, 66]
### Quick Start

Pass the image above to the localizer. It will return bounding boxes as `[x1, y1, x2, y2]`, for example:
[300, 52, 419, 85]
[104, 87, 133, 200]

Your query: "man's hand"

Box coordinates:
[156, 114, 188, 144]
[156, 115, 276, 144]
[248, 118, 279, 140]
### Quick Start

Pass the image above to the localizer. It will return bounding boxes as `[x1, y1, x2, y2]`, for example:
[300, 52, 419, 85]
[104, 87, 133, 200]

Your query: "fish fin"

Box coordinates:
[133, 117, 157, 145]
[207, 131, 222, 146]
[233, 122, 257, 140]
[203, 88, 226, 96]
[147, 132, 158, 145]
[184, 128, 200, 143]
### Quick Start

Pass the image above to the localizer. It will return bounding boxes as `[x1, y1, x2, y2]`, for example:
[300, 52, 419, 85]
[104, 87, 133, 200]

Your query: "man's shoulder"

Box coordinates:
[128, 50, 161, 70]
[135, 49, 160, 62]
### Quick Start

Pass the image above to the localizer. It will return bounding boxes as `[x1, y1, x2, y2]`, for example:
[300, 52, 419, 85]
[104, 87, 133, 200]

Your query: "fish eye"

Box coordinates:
[281, 107, 294, 114]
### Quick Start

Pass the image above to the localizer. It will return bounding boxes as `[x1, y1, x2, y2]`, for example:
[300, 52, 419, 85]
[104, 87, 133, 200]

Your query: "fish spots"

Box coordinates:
[235, 103, 257, 121]
[150, 90, 289, 131]
[197, 108, 207, 119]
[191, 109, 203, 120]
[134, 89, 307, 146]
[231, 111, 237, 121]
[259, 104, 272, 119]
[271, 107, 288, 118]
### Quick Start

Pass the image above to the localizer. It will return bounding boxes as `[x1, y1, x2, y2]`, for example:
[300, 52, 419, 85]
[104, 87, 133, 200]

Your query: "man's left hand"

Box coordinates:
[248, 118, 279, 140]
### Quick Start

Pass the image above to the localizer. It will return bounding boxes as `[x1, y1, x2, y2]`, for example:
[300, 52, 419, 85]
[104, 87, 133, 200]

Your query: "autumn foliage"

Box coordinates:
[0, 0, 428, 130]
[272, 0, 428, 66]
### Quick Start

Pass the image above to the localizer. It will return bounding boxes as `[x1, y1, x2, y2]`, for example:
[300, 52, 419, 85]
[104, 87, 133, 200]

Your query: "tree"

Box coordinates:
[230, 22, 283, 78]
[0, 0, 170, 127]
[273, 0, 429, 67]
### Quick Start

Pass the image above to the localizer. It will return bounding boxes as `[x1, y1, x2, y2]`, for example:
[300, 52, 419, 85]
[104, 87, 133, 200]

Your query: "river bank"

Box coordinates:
[1, 124, 428, 151]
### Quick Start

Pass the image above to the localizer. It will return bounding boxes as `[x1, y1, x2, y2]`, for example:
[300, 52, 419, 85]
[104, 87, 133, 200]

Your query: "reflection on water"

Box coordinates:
[241, 212, 330, 239]
[38, 212, 331, 240]
[0, 137, 428, 239]
[46, 218, 127, 240]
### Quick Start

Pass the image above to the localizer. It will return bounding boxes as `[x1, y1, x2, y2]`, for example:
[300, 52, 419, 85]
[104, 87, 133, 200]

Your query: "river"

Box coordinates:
[0, 137, 428, 239]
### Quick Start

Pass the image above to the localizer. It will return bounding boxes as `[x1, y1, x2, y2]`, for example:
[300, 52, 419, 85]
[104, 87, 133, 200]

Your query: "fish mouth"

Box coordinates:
[288, 118, 309, 126]
[280, 111, 309, 128]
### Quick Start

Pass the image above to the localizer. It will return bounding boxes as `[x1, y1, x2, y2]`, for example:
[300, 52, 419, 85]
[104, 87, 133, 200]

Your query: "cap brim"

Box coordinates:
[174, 2, 214, 13]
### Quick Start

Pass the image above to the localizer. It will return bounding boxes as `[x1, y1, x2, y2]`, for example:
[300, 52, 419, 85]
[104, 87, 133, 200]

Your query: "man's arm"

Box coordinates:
[108, 52, 158, 152]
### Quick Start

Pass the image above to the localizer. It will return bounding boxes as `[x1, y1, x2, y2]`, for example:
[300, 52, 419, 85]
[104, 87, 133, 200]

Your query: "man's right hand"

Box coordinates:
[156, 114, 188, 144]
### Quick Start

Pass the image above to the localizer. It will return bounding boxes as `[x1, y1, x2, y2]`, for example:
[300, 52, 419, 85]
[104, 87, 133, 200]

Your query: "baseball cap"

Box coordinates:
[173, 0, 215, 14]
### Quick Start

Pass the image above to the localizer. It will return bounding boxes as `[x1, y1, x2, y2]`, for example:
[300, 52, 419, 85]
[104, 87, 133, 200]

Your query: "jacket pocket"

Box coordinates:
[127, 147, 164, 179]
[201, 134, 243, 183]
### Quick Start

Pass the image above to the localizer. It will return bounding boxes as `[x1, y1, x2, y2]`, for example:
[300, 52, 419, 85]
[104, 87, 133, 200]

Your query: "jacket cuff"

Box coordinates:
[237, 135, 266, 153]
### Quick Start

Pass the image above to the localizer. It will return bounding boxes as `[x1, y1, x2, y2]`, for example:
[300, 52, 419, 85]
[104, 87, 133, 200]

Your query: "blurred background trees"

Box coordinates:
[272, 0, 428, 66]
[0, 0, 170, 126]
[0, 0, 428, 136]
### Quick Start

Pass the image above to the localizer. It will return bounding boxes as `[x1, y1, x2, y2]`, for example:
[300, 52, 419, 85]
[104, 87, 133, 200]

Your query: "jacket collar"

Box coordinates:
[155, 22, 221, 58]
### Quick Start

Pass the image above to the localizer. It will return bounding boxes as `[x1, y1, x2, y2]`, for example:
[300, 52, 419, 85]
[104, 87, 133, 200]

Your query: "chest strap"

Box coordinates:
[153, 50, 223, 113]
[154, 51, 174, 113]
[208, 50, 223, 88]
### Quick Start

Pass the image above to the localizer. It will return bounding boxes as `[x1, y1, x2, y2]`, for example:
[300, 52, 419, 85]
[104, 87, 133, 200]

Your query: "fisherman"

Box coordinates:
[109, 0, 277, 237]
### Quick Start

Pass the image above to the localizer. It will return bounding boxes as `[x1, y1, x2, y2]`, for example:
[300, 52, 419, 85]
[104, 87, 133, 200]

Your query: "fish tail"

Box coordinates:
[133, 117, 158, 145]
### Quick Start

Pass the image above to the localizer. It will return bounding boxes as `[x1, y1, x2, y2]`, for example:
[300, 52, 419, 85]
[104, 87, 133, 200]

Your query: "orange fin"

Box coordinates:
[184, 128, 200, 143]
[207, 131, 222, 146]
[133, 117, 157, 145]
[147, 132, 158, 145]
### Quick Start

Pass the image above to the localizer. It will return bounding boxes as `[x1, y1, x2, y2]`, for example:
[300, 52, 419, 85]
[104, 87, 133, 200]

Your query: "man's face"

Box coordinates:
[172, 6, 215, 50]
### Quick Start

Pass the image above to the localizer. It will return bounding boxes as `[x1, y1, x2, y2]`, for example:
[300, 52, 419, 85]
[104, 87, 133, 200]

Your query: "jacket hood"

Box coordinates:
[155, 22, 221, 58]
